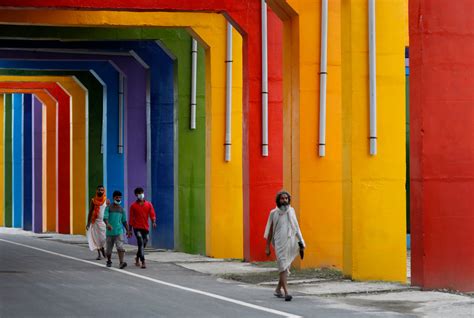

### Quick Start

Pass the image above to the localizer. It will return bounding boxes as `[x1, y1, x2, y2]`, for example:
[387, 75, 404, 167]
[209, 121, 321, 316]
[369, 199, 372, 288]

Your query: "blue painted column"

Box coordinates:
[12, 93, 23, 228]
[23, 94, 33, 231]
[32, 96, 43, 233]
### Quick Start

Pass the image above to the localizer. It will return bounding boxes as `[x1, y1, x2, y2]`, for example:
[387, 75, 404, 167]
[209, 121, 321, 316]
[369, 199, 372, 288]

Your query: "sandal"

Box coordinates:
[96, 255, 102, 260]
[135, 257, 141, 267]
[119, 262, 127, 269]
[141, 262, 146, 269]
[106, 260, 112, 267]
[284, 295, 293, 302]
[273, 291, 284, 298]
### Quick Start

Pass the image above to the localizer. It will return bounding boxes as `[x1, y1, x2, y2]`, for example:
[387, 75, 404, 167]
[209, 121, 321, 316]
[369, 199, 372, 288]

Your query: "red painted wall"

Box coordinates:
[0, 82, 71, 234]
[0, 0, 285, 259]
[410, 0, 474, 292]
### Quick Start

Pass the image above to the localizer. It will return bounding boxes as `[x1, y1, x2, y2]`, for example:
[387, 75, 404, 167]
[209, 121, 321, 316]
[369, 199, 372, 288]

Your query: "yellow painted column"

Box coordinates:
[0, 76, 87, 235]
[0, 94, 4, 226]
[0, 10, 244, 258]
[341, 0, 406, 282]
[271, 0, 343, 269]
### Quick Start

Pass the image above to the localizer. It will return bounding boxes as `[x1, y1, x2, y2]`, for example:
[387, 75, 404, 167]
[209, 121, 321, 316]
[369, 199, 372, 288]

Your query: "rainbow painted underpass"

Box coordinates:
[0, 0, 472, 292]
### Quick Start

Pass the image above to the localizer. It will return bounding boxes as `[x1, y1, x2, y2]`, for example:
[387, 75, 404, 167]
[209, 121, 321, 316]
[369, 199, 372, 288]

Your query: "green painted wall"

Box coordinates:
[4, 93, 12, 227]
[1, 26, 207, 254]
[158, 30, 206, 254]
[0, 70, 104, 203]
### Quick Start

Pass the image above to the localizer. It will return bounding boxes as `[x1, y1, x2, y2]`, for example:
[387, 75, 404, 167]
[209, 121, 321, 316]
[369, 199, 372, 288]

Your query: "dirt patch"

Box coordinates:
[220, 265, 343, 284]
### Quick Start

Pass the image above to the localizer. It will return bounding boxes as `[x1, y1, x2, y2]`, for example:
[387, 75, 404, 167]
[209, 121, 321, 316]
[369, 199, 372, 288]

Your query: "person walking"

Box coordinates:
[86, 185, 108, 260]
[129, 187, 156, 269]
[264, 190, 305, 302]
[104, 190, 131, 269]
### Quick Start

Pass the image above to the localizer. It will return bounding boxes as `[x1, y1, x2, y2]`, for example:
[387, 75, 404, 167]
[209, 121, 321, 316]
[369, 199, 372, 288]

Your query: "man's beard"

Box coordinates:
[280, 204, 289, 211]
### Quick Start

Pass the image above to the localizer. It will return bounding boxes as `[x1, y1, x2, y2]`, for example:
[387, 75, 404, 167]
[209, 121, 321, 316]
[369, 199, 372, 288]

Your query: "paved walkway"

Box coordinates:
[1, 228, 473, 317]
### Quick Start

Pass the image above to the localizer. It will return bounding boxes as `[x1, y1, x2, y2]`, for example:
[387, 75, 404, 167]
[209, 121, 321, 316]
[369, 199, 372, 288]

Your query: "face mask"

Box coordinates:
[97, 192, 104, 197]
[114, 200, 121, 205]
[137, 193, 145, 200]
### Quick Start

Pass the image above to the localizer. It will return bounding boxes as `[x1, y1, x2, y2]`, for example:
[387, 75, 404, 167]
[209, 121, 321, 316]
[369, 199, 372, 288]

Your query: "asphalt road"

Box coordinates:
[0, 233, 400, 318]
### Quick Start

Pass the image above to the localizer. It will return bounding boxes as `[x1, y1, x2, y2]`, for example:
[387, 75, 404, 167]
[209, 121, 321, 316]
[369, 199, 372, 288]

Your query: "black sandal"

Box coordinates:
[119, 262, 127, 269]
[274, 292, 284, 298]
[285, 295, 293, 301]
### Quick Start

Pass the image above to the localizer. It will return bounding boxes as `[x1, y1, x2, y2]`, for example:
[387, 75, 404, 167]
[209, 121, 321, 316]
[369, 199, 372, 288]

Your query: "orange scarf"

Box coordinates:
[91, 192, 106, 224]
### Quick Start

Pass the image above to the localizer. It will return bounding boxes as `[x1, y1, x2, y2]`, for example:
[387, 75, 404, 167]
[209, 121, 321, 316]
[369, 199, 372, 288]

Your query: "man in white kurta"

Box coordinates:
[264, 191, 305, 301]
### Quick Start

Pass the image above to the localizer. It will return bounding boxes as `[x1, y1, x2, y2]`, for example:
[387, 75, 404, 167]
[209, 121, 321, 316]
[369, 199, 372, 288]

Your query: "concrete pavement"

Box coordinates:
[1, 228, 473, 317]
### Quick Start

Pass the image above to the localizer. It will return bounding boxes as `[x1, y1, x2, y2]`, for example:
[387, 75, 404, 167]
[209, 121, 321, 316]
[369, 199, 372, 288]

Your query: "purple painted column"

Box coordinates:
[116, 58, 147, 210]
[112, 57, 147, 247]
[32, 96, 43, 233]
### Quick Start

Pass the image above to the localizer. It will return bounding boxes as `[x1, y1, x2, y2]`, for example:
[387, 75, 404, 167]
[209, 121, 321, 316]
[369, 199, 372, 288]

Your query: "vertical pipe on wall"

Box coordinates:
[146, 71, 152, 199]
[225, 22, 233, 162]
[261, 0, 269, 157]
[369, 0, 377, 155]
[190, 38, 198, 130]
[118, 74, 124, 154]
[319, 0, 329, 157]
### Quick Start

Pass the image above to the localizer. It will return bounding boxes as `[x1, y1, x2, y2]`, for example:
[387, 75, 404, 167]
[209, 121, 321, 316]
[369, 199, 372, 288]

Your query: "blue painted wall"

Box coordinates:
[12, 93, 23, 228]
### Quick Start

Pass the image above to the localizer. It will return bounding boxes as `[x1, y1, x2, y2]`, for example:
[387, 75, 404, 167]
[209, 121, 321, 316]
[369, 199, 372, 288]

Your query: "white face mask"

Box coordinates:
[137, 193, 145, 200]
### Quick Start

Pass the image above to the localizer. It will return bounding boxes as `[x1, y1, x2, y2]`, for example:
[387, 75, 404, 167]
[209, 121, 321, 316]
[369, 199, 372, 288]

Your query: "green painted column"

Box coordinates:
[4, 93, 12, 227]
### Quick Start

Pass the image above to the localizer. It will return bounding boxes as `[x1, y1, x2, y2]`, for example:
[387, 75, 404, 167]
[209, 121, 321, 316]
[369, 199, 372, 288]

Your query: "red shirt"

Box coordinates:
[129, 200, 156, 231]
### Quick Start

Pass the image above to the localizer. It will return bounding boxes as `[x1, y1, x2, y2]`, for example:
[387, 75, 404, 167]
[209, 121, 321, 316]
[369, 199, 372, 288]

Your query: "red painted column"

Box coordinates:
[0, 82, 71, 234]
[410, 0, 474, 292]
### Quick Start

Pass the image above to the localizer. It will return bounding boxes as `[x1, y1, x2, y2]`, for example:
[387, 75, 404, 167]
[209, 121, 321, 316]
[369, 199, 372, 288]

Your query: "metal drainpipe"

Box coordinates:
[190, 38, 198, 130]
[118, 74, 124, 154]
[261, 0, 269, 157]
[369, 0, 377, 155]
[225, 22, 233, 162]
[319, 0, 329, 157]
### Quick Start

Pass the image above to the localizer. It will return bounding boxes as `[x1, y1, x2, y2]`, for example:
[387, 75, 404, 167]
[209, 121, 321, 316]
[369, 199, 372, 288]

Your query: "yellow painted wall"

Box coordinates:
[271, 0, 343, 269]
[341, 0, 406, 282]
[0, 9, 244, 258]
[0, 76, 87, 235]
[0, 94, 4, 226]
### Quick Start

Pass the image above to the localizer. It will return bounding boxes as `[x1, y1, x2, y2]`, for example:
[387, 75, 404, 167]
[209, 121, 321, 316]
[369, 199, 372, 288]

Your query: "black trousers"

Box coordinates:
[134, 229, 149, 262]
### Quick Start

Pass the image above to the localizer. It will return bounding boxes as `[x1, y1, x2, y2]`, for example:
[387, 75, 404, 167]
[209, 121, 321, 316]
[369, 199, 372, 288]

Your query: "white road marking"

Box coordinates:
[0, 238, 302, 318]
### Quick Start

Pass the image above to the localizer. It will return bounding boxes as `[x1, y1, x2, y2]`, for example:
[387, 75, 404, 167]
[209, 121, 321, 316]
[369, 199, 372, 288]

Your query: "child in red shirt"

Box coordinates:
[129, 187, 156, 268]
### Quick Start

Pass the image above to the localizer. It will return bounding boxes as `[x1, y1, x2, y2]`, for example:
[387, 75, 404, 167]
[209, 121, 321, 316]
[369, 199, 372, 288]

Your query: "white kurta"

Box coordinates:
[86, 201, 107, 251]
[264, 206, 305, 273]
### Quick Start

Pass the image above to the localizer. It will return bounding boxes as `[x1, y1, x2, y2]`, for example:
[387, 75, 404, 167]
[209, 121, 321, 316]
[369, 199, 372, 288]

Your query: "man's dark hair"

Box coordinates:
[112, 190, 122, 198]
[97, 185, 104, 189]
[134, 187, 144, 195]
[275, 190, 291, 208]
